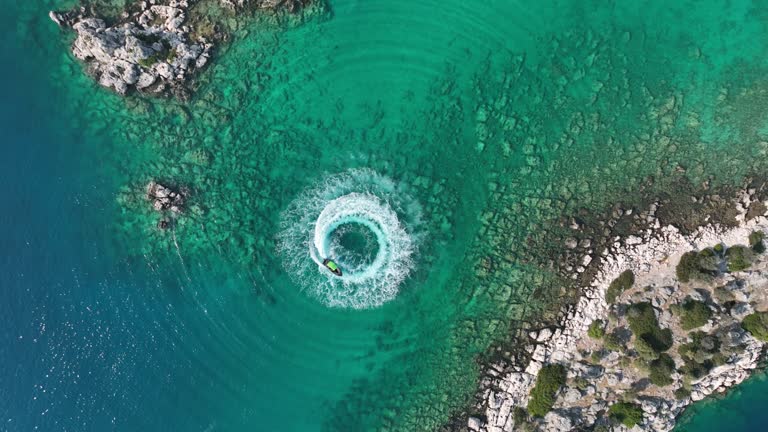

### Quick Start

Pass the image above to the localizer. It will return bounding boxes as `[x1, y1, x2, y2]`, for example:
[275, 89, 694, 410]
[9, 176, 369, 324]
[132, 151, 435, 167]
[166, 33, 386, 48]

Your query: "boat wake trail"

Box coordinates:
[277, 169, 422, 309]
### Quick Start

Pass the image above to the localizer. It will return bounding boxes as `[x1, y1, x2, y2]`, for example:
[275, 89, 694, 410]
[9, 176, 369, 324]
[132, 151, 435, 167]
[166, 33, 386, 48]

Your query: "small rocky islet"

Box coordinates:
[49, 0, 317, 98]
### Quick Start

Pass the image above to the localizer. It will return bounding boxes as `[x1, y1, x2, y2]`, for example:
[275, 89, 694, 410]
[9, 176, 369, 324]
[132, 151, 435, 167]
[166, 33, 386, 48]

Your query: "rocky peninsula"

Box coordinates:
[466, 188, 768, 432]
[49, 0, 316, 98]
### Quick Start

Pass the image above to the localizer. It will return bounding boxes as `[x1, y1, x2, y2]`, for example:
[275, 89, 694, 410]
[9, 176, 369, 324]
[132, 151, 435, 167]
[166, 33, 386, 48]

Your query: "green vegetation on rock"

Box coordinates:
[676, 251, 715, 282]
[714, 286, 734, 303]
[606, 270, 635, 304]
[627, 302, 673, 353]
[679, 332, 720, 360]
[608, 402, 644, 428]
[726, 245, 754, 272]
[572, 376, 590, 390]
[674, 387, 691, 400]
[604, 329, 627, 353]
[527, 364, 567, 418]
[674, 298, 713, 330]
[741, 312, 768, 342]
[675, 252, 706, 282]
[678, 331, 723, 380]
[635, 336, 660, 361]
[649, 353, 676, 387]
[680, 357, 710, 380]
[749, 231, 765, 253]
[696, 248, 721, 273]
[513, 406, 528, 425]
[138, 55, 159, 68]
[588, 319, 606, 339]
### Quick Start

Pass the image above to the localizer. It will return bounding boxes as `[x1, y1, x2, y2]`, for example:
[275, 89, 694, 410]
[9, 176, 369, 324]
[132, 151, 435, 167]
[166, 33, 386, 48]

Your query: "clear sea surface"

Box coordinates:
[4, 0, 768, 431]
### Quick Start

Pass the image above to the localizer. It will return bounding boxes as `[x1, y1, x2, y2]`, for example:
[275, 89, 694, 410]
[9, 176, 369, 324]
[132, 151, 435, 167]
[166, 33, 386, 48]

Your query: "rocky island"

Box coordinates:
[50, 0, 316, 98]
[465, 189, 768, 432]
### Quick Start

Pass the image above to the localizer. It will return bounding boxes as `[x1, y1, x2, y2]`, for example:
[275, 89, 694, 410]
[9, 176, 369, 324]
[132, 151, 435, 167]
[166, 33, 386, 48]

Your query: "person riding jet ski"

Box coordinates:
[322, 258, 343, 276]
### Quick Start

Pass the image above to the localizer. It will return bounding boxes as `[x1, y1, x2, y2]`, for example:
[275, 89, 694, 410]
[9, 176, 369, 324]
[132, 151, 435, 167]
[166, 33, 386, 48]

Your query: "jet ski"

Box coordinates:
[323, 258, 343, 276]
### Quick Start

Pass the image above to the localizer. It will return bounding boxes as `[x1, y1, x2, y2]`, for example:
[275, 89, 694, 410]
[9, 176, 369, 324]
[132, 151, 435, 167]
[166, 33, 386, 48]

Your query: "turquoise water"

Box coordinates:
[675, 370, 768, 432]
[4, 0, 768, 431]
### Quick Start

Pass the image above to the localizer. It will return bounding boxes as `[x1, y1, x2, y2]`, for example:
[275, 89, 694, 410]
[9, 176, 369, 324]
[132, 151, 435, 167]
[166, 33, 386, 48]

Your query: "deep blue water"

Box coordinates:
[0, 7, 186, 429]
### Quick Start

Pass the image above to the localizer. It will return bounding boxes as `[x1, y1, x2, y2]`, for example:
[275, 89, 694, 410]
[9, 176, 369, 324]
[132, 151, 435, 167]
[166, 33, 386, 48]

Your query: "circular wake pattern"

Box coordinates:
[278, 169, 422, 309]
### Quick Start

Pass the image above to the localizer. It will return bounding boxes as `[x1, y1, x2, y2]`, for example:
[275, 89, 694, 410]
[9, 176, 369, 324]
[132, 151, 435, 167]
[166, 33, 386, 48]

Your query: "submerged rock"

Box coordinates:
[220, 0, 312, 12]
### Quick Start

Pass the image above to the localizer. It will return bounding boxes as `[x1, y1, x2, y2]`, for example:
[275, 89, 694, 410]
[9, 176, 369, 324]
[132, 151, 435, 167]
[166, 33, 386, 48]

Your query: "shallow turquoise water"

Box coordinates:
[4, 0, 768, 431]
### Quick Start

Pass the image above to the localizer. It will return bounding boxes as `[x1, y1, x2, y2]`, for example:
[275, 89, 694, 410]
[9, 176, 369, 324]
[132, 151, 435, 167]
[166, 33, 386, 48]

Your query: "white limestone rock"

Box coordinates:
[50, 2, 211, 96]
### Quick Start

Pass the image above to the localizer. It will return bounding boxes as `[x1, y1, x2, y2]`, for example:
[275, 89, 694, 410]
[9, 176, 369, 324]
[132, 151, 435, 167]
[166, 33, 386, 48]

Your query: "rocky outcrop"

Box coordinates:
[146, 181, 187, 214]
[50, 0, 317, 98]
[50, 1, 211, 98]
[468, 190, 768, 432]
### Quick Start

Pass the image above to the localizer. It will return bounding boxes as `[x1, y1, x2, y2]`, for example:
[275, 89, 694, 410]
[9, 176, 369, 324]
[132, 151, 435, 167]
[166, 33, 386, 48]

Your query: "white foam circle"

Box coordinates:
[277, 169, 421, 309]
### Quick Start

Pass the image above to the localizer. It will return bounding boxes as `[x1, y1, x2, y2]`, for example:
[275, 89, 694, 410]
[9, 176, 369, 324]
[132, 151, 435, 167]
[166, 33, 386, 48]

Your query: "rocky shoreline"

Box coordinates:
[466, 187, 768, 432]
[50, 0, 317, 98]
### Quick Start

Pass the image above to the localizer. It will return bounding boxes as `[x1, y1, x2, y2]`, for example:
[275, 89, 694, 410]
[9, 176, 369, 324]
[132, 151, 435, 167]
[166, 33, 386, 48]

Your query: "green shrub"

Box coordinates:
[714, 286, 734, 303]
[627, 302, 673, 352]
[749, 231, 765, 253]
[572, 376, 590, 390]
[527, 364, 567, 417]
[621, 388, 639, 403]
[635, 336, 660, 361]
[697, 249, 720, 272]
[676, 299, 713, 330]
[675, 249, 720, 282]
[633, 357, 651, 372]
[606, 270, 635, 304]
[679, 331, 721, 364]
[726, 245, 754, 272]
[680, 357, 712, 380]
[674, 387, 691, 400]
[649, 353, 676, 387]
[608, 402, 644, 428]
[713, 243, 725, 254]
[166, 48, 178, 63]
[138, 55, 159, 68]
[136, 33, 162, 45]
[588, 320, 606, 339]
[676, 251, 699, 282]
[711, 352, 728, 367]
[742, 312, 768, 342]
[604, 330, 626, 352]
[513, 406, 528, 425]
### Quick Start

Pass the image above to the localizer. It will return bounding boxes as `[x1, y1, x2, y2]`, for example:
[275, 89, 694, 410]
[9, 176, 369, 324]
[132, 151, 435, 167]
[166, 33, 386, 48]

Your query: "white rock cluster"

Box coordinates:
[50, 1, 212, 96]
[469, 192, 768, 432]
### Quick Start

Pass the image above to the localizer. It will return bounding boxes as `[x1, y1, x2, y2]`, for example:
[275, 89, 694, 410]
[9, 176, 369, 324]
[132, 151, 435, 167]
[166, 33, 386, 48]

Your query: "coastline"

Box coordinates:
[466, 185, 768, 432]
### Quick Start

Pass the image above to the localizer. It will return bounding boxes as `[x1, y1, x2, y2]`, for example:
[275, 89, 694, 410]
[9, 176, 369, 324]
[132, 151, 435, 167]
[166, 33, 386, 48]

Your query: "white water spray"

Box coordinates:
[277, 169, 422, 309]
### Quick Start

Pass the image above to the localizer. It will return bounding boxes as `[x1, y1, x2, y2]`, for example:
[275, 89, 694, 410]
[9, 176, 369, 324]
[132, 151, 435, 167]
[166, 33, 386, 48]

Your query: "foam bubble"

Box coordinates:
[277, 169, 422, 309]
